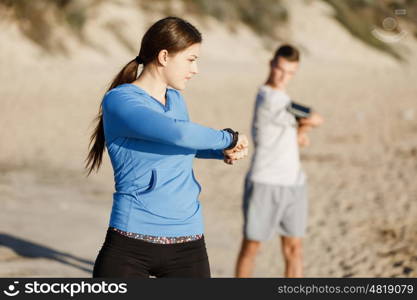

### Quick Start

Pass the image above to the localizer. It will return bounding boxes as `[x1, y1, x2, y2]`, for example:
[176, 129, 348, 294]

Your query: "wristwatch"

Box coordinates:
[223, 128, 239, 150]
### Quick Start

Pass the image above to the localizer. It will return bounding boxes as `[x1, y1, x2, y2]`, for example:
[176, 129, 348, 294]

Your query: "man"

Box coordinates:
[235, 45, 323, 277]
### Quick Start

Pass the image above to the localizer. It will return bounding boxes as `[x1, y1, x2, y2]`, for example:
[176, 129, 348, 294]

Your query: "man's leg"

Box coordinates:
[281, 236, 303, 277]
[235, 238, 261, 277]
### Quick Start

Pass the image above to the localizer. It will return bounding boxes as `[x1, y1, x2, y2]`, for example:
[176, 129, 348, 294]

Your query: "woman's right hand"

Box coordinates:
[223, 134, 249, 165]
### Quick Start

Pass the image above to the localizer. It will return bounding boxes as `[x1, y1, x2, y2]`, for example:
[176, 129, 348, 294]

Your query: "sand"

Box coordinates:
[0, 0, 416, 277]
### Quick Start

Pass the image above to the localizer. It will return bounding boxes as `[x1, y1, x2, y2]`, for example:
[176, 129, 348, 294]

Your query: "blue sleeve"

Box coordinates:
[173, 90, 226, 159]
[195, 149, 224, 160]
[102, 90, 232, 150]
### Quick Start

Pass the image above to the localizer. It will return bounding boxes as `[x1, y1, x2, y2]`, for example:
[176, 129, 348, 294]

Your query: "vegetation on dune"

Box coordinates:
[0, 0, 416, 59]
[323, 0, 417, 60]
[0, 0, 92, 52]
[138, 0, 288, 39]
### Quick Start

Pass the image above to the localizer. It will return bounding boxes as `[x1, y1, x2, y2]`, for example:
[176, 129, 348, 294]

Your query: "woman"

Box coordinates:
[86, 17, 248, 278]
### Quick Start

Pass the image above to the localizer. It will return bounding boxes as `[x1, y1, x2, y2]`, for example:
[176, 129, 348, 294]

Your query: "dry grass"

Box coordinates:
[0, 0, 91, 52]
[1, 0, 416, 59]
[323, 0, 417, 60]
[138, 0, 288, 39]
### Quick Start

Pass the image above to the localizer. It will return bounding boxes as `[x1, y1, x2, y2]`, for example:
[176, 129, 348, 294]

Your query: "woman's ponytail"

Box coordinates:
[85, 58, 140, 176]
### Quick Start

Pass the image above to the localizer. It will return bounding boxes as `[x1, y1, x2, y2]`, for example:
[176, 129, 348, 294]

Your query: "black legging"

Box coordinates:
[93, 228, 211, 278]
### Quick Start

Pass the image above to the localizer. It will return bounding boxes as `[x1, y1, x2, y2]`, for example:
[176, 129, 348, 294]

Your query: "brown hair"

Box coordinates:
[273, 44, 300, 62]
[85, 17, 202, 175]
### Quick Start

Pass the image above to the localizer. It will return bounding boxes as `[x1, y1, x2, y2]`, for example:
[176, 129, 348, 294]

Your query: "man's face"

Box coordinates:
[271, 57, 299, 89]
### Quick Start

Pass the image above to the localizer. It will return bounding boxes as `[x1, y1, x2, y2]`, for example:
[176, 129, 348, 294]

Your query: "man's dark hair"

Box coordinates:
[273, 44, 300, 62]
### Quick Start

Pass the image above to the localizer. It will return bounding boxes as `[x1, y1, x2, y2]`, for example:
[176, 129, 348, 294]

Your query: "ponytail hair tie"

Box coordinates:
[135, 56, 144, 64]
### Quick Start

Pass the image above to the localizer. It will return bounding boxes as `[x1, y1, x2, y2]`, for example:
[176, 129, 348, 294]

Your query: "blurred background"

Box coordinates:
[0, 0, 416, 277]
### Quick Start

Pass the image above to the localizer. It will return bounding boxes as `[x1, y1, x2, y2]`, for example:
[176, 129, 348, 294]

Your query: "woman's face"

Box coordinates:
[163, 43, 200, 90]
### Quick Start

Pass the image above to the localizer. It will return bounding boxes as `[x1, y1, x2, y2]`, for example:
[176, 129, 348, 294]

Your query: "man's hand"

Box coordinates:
[299, 112, 324, 127]
[297, 112, 323, 147]
[297, 132, 310, 147]
[223, 134, 249, 165]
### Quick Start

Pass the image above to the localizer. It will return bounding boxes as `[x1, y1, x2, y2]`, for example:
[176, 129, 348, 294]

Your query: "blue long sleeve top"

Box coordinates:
[102, 83, 232, 237]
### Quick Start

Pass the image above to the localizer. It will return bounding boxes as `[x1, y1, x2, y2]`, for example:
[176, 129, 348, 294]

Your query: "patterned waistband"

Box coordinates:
[110, 227, 203, 244]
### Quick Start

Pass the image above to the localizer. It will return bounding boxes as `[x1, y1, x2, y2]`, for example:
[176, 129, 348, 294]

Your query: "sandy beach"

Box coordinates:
[0, 0, 416, 277]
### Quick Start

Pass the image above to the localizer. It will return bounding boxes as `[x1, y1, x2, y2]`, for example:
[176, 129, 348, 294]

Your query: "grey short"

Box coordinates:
[243, 177, 308, 241]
